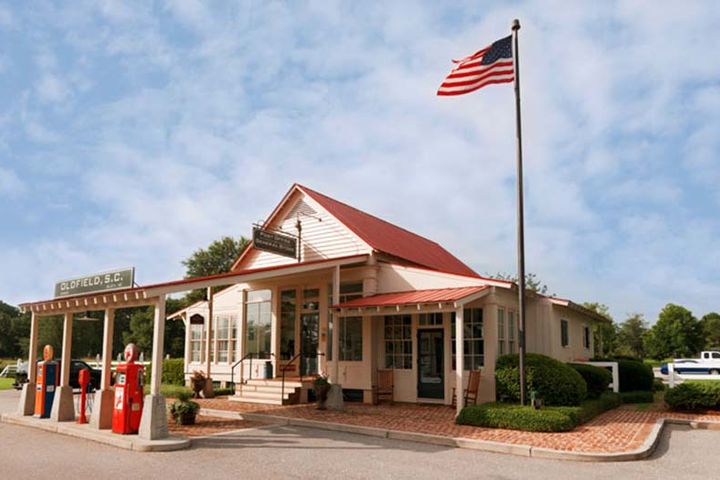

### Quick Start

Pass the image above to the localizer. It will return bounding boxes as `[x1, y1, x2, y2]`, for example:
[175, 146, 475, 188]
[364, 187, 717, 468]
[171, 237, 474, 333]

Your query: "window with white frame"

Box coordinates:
[583, 325, 591, 350]
[328, 282, 363, 361]
[507, 310, 516, 354]
[246, 290, 272, 357]
[561, 319, 569, 347]
[451, 308, 484, 370]
[384, 315, 412, 369]
[189, 314, 204, 363]
[497, 307, 506, 356]
[339, 316, 363, 361]
[215, 314, 235, 363]
[419, 312, 443, 326]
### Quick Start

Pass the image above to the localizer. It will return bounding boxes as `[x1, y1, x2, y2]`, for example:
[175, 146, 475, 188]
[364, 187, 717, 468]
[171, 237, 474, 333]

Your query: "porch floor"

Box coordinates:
[193, 397, 720, 454]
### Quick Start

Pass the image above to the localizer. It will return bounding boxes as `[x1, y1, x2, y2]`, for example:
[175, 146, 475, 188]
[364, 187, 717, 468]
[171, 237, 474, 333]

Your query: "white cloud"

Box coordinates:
[0, 166, 25, 196]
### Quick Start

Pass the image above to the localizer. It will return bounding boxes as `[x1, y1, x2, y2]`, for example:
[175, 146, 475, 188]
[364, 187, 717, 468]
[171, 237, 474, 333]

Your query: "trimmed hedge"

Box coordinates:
[496, 353, 587, 406]
[665, 381, 720, 411]
[143, 358, 186, 387]
[569, 363, 612, 398]
[620, 390, 655, 404]
[457, 392, 622, 432]
[617, 359, 654, 392]
[653, 378, 666, 392]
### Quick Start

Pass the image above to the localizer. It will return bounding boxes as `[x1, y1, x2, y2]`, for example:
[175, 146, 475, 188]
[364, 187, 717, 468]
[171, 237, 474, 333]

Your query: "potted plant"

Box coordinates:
[169, 390, 200, 425]
[190, 370, 206, 399]
[314, 375, 331, 410]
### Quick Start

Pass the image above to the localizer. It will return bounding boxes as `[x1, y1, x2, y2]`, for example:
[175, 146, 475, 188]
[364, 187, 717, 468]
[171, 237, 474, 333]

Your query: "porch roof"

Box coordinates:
[334, 285, 489, 312]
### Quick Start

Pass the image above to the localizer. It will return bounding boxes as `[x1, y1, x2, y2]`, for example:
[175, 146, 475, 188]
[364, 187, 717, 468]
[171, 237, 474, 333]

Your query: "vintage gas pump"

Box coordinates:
[34, 345, 58, 418]
[112, 343, 145, 434]
[77, 368, 90, 424]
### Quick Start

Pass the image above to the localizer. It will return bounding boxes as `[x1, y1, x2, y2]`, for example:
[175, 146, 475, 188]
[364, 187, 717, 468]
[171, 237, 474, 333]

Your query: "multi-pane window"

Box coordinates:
[384, 315, 412, 369]
[507, 310, 516, 354]
[583, 325, 591, 350]
[190, 315, 204, 363]
[215, 314, 234, 363]
[561, 319, 569, 347]
[246, 290, 272, 357]
[497, 307, 506, 356]
[280, 289, 296, 360]
[328, 282, 363, 361]
[451, 308, 484, 370]
[419, 313, 443, 326]
[339, 317, 363, 361]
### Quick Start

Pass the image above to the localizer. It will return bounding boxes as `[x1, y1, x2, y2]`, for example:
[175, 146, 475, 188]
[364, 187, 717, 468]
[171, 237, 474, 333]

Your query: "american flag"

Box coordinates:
[437, 35, 514, 96]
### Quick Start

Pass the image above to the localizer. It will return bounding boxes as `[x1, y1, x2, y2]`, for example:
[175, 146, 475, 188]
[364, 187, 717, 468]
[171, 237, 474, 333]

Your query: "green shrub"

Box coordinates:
[653, 378, 666, 392]
[496, 353, 587, 406]
[162, 358, 185, 386]
[620, 390, 655, 404]
[457, 403, 577, 432]
[665, 381, 720, 410]
[143, 358, 186, 387]
[457, 392, 622, 432]
[143, 383, 193, 398]
[616, 359, 654, 392]
[213, 387, 235, 396]
[569, 363, 612, 398]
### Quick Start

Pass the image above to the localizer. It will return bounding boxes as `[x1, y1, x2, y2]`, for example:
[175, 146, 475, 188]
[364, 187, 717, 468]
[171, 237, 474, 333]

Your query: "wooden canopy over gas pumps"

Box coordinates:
[17, 254, 368, 440]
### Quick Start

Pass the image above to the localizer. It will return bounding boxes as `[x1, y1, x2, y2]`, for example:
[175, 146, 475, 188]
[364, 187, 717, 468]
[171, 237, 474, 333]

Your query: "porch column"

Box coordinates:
[455, 306, 464, 417]
[183, 313, 191, 380]
[50, 312, 75, 422]
[139, 295, 169, 440]
[327, 265, 344, 410]
[203, 287, 215, 398]
[237, 289, 247, 386]
[90, 308, 115, 429]
[18, 311, 39, 415]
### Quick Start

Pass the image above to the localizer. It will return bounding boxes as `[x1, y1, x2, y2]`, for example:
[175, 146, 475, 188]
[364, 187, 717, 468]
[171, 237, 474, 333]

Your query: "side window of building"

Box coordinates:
[583, 325, 591, 350]
[561, 319, 569, 347]
[339, 317, 363, 361]
[497, 307, 506, 356]
[384, 315, 412, 369]
[189, 314, 204, 362]
[328, 282, 363, 361]
[507, 310, 516, 354]
[451, 308, 484, 370]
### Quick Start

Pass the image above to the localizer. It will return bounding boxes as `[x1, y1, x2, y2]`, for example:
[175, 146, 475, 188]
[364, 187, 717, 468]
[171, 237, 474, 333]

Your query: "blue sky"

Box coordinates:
[1, 1, 719, 323]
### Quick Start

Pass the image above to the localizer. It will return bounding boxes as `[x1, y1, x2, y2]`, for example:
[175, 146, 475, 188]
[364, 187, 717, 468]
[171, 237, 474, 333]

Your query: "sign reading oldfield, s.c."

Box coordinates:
[54, 268, 135, 298]
[253, 227, 297, 259]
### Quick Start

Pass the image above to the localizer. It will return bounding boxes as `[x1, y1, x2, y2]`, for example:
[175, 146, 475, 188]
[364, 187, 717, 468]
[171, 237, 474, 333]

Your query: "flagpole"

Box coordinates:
[511, 18, 528, 406]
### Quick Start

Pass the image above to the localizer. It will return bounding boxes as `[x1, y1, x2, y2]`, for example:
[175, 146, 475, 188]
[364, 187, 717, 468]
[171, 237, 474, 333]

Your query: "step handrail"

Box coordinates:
[280, 351, 325, 402]
[231, 352, 257, 387]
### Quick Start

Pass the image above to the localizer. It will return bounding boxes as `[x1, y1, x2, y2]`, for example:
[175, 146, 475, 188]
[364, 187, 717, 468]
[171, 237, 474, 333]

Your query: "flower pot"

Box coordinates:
[314, 383, 331, 410]
[175, 412, 197, 425]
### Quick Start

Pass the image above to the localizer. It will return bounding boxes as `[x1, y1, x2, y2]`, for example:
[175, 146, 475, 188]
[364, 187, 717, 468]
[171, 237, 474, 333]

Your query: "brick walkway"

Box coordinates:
[193, 397, 720, 453]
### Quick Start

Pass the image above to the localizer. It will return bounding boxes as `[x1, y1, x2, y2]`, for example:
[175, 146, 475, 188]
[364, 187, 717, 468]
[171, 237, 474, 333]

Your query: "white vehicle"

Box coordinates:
[661, 351, 720, 375]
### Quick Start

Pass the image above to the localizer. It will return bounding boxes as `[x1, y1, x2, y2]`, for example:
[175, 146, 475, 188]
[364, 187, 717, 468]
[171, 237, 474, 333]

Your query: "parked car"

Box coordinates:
[660, 351, 720, 375]
[14, 359, 103, 391]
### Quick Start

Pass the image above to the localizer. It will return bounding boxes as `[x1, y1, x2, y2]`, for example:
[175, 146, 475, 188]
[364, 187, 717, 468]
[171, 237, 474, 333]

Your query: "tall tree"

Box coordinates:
[182, 236, 250, 303]
[616, 313, 648, 358]
[645, 304, 704, 359]
[701, 312, 720, 349]
[582, 302, 616, 357]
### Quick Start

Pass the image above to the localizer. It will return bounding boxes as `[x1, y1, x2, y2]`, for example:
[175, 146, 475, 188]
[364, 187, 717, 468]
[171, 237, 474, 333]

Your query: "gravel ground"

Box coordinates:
[1, 390, 720, 480]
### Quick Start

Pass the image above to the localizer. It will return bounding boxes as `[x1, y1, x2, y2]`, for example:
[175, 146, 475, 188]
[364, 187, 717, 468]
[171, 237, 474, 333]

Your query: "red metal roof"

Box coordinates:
[297, 185, 479, 278]
[334, 286, 488, 309]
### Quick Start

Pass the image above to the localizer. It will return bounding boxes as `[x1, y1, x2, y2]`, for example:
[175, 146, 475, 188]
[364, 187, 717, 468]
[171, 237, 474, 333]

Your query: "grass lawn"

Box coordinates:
[0, 378, 16, 390]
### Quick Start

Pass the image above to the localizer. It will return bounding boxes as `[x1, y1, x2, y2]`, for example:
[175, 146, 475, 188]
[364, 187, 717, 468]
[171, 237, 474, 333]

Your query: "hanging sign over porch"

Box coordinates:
[253, 226, 297, 259]
[54, 267, 135, 298]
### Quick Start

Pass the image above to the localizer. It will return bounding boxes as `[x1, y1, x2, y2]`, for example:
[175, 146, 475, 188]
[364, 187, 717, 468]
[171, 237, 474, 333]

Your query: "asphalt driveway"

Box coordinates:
[1, 390, 719, 480]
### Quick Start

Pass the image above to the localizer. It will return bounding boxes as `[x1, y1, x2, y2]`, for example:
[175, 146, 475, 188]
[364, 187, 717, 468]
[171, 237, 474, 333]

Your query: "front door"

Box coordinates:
[300, 313, 319, 376]
[417, 329, 444, 399]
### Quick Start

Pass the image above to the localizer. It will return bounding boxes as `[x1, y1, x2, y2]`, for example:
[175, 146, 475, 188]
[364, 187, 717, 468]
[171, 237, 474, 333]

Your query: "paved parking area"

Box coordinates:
[2, 414, 720, 479]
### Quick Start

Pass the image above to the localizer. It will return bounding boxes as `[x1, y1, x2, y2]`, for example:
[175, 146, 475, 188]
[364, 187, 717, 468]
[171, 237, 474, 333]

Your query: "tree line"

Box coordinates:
[0, 236, 248, 361]
[586, 303, 720, 360]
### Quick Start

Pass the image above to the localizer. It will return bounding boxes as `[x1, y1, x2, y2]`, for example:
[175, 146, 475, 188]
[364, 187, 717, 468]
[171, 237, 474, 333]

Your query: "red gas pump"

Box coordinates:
[34, 345, 58, 419]
[112, 343, 144, 434]
[77, 368, 90, 424]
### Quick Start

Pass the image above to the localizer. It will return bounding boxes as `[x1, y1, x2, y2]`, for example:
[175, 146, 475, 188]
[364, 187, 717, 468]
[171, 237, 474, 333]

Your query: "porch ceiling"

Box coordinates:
[334, 285, 490, 316]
